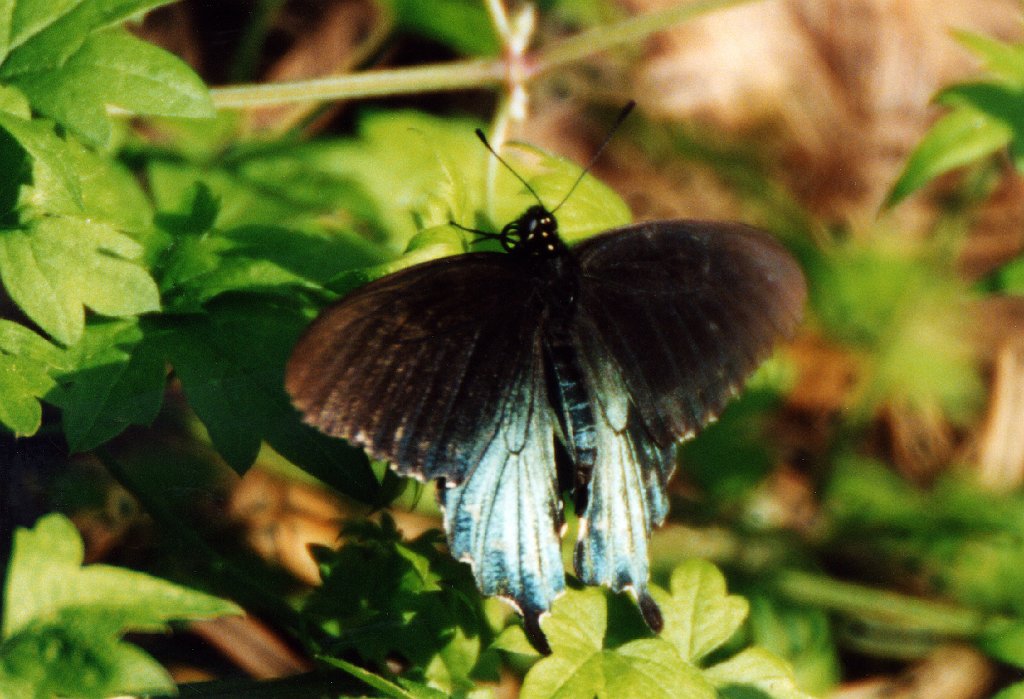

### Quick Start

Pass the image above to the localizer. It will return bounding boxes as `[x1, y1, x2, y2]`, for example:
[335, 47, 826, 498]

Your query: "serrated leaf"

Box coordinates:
[9, 28, 213, 146]
[654, 559, 749, 664]
[307, 518, 485, 687]
[47, 318, 166, 451]
[0, 216, 160, 345]
[0, 0, 176, 77]
[886, 106, 1012, 206]
[704, 647, 815, 699]
[0, 111, 82, 214]
[521, 587, 715, 699]
[157, 296, 381, 502]
[0, 319, 66, 435]
[0, 514, 238, 698]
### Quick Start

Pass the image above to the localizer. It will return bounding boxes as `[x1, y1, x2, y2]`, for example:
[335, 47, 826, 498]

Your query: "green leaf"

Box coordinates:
[954, 30, 1024, 86]
[654, 559, 749, 664]
[704, 648, 815, 699]
[304, 110, 487, 251]
[157, 296, 381, 502]
[886, 106, 1012, 206]
[306, 517, 487, 691]
[383, 0, 499, 56]
[521, 588, 714, 699]
[745, 594, 839, 695]
[491, 142, 632, 244]
[321, 657, 448, 699]
[0, 111, 82, 215]
[9, 28, 213, 146]
[0, 216, 160, 345]
[0, 0, 177, 77]
[47, 318, 166, 451]
[0, 84, 30, 118]
[980, 621, 1024, 668]
[993, 682, 1024, 699]
[0, 319, 67, 435]
[0, 514, 239, 698]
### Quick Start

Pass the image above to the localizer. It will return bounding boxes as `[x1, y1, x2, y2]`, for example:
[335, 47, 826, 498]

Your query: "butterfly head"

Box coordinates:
[502, 205, 567, 258]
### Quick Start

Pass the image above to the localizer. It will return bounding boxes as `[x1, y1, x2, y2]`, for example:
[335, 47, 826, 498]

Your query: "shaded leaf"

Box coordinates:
[321, 657, 448, 699]
[157, 296, 381, 502]
[0, 514, 238, 699]
[47, 318, 166, 451]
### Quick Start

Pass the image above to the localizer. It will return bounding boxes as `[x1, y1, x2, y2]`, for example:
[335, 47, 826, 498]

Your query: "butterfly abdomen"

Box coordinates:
[544, 328, 597, 514]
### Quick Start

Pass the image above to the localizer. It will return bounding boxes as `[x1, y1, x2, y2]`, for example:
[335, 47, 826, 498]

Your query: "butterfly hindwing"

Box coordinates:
[568, 220, 805, 618]
[441, 329, 565, 639]
[574, 220, 807, 446]
[571, 323, 674, 620]
[286, 253, 547, 484]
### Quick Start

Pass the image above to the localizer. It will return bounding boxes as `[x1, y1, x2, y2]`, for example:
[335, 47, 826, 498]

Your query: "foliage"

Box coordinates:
[6, 1, 1024, 698]
[888, 29, 1024, 206]
[0, 514, 239, 699]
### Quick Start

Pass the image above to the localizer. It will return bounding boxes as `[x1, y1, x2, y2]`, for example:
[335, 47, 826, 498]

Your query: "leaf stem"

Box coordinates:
[208, 0, 760, 110]
[770, 570, 990, 637]
[211, 58, 505, 109]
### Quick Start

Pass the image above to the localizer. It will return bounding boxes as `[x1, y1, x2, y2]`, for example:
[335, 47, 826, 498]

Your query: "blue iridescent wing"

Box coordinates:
[286, 253, 547, 484]
[440, 328, 565, 647]
[572, 326, 673, 627]
[571, 220, 805, 619]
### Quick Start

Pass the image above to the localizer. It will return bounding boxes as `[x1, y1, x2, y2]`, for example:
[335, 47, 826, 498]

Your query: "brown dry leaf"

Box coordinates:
[243, 0, 387, 133]
[622, 0, 1022, 226]
[828, 645, 995, 699]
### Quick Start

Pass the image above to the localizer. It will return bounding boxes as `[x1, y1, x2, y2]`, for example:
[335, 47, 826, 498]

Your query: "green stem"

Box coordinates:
[770, 570, 990, 637]
[211, 58, 505, 109]
[208, 0, 760, 110]
[531, 0, 761, 77]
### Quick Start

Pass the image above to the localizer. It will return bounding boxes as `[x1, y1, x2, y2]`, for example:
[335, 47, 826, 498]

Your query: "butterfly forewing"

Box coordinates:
[286, 253, 547, 484]
[574, 221, 807, 447]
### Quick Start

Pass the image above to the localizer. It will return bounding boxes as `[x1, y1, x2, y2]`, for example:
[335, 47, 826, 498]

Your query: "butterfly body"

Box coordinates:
[287, 210, 805, 652]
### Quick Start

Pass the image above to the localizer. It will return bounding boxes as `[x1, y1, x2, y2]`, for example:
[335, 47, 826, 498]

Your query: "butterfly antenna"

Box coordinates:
[551, 100, 636, 214]
[475, 128, 546, 208]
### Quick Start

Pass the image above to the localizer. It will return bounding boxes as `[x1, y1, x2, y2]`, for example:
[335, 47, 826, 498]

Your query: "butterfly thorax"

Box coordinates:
[502, 205, 570, 259]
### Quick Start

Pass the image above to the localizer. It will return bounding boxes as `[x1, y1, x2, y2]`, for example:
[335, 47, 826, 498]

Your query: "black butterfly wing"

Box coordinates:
[570, 220, 805, 611]
[286, 253, 546, 485]
[287, 253, 567, 630]
[574, 220, 806, 447]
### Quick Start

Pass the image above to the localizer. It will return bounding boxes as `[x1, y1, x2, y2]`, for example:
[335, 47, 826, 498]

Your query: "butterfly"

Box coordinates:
[285, 107, 806, 652]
